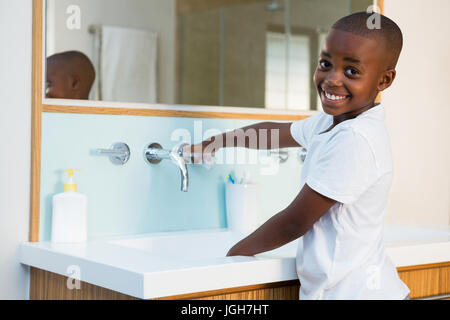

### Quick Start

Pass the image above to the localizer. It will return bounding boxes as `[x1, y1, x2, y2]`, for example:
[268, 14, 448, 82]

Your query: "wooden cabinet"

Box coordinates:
[397, 262, 450, 300]
[29, 267, 299, 300]
[30, 262, 450, 300]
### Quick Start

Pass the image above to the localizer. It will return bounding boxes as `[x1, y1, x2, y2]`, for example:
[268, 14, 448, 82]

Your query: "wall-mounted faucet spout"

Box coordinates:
[144, 143, 189, 192]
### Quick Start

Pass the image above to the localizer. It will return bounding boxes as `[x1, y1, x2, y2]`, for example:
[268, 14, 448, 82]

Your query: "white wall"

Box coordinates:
[383, 0, 450, 226]
[0, 0, 32, 299]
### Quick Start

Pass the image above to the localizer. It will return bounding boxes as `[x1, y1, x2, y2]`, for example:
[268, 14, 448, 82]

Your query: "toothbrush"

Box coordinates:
[227, 174, 235, 184]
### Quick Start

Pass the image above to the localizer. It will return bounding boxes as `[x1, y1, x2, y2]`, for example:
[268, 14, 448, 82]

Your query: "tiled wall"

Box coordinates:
[40, 112, 303, 240]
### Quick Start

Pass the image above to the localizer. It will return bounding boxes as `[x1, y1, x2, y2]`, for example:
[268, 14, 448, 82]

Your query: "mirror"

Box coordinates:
[45, 0, 373, 111]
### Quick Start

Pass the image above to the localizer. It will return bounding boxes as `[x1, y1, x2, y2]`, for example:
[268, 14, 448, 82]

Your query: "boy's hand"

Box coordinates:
[182, 142, 218, 166]
[226, 245, 254, 257]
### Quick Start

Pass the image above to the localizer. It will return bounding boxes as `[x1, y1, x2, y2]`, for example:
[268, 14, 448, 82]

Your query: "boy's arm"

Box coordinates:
[219, 121, 301, 150]
[226, 184, 336, 257]
[184, 122, 301, 163]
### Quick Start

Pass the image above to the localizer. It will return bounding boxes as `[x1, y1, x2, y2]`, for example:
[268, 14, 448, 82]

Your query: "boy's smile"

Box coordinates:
[314, 28, 394, 124]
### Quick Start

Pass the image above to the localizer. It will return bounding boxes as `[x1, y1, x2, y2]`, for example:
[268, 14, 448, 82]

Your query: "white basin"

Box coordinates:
[107, 228, 299, 260]
[108, 229, 247, 260]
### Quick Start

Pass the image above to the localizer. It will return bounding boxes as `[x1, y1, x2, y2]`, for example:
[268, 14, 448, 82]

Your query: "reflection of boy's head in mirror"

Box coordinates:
[46, 51, 96, 99]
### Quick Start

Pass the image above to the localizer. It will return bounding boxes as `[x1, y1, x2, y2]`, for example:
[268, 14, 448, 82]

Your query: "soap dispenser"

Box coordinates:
[51, 169, 87, 243]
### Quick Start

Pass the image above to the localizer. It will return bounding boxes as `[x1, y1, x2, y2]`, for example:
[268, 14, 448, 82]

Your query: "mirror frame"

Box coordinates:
[29, 0, 384, 241]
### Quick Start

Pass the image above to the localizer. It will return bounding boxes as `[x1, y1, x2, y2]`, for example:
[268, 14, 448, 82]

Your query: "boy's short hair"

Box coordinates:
[331, 12, 403, 69]
[48, 50, 96, 85]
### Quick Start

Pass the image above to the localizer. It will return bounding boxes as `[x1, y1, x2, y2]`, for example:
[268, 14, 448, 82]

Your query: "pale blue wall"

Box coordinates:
[40, 112, 303, 240]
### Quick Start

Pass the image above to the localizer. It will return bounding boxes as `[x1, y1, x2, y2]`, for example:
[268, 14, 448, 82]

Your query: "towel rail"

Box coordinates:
[88, 24, 102, 36]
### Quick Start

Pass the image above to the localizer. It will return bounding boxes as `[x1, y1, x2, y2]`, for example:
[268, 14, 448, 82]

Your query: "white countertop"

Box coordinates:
[20, 224, 450, 299]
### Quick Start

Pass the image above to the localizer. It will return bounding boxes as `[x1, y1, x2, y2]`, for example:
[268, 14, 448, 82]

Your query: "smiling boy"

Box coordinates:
[184, 12, 410, 300]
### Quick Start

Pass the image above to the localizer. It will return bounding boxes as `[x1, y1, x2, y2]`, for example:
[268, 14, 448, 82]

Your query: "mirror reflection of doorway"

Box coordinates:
[265, 31, 311, 111]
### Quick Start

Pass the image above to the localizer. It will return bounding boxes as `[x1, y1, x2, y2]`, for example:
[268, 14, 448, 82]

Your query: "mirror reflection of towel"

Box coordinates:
[100, 26, 158, 104]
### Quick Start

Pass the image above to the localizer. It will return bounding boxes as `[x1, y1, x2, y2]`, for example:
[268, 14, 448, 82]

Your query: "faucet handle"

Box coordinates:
[95, 142, 130, 165]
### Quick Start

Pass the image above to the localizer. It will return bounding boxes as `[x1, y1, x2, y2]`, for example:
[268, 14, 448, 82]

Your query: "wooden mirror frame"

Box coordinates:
[29, 0, 383, 242]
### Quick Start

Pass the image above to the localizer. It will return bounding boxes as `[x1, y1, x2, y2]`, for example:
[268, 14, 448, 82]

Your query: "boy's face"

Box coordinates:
[314, 28, 393, 117]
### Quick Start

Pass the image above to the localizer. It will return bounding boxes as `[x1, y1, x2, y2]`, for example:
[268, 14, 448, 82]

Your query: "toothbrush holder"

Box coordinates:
[225, 183, 259, 234]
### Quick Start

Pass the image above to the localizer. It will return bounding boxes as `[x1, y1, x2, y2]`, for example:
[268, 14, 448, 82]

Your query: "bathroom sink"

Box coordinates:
[107, 228, 299, 260]
[108, 229, 245, 260]
[106, 225, 450, 262]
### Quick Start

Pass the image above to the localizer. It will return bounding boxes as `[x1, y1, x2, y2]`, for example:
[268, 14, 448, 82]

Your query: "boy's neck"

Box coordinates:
[332, 101, 377, 127]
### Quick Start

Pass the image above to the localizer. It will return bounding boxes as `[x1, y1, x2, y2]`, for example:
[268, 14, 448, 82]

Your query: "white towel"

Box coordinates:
[99, 26, 158, 103]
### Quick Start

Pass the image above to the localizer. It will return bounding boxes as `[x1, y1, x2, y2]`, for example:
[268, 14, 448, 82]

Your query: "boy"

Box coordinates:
[184, 12, 410, 300]
[46, 50, 96, 100]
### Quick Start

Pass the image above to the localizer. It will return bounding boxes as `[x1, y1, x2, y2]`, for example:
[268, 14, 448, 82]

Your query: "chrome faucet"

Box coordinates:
[144, 143, 189, 192]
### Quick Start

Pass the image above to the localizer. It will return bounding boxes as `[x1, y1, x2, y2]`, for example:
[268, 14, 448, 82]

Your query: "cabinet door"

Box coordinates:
[31, 263, 450, 300]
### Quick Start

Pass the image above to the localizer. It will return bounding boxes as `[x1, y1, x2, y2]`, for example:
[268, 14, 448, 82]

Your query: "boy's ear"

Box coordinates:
[69, 75, 81, 90]
[377, 69, 396, 92]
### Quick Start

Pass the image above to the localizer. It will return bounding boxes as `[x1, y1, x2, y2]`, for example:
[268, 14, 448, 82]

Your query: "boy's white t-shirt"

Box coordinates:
[290, 104, 410, 300]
